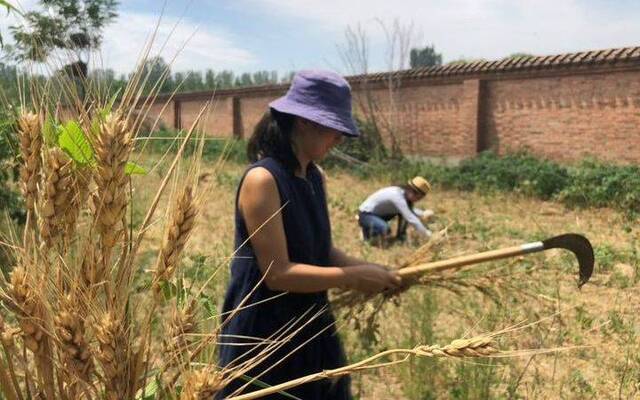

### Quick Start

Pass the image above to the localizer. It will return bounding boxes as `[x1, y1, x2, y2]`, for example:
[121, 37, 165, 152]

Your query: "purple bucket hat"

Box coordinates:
[269, 70, 360, 137]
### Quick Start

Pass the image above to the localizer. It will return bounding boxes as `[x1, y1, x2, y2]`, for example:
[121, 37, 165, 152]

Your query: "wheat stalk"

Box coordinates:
[153, 185, 197, 292]
[6, 265, 56, 399]
[180, 368, 225, 400]
[164, 299, 198, 372]
[17, 112, 42, 218]
[226, 334, 500, 400]
[39, 148, 74, 249]
[62, 166, 91, 241]
[0, 316, 21, 400]
[54, 295, 94, 396]
[95, 311, 130, 400]
[18, 113, 42, 217]
[92, 113, 133, 261]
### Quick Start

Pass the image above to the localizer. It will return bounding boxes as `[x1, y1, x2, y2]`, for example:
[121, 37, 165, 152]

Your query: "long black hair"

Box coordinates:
[246, 110, 299, 172]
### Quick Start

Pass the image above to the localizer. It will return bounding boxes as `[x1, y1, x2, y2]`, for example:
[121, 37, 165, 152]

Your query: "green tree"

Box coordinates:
[11, 0, 119, 76]
[409, 45, 442, 68]
[504, 52, 535, 59]
[138, 56, 173, 94]
[183, 71, 204, 91]
[445, 57, 486, 66]
[234, 72, 253, 87]
[204, 69, 215, 89]
[217, 70, 234, 88]
[0, 0, 22, 46]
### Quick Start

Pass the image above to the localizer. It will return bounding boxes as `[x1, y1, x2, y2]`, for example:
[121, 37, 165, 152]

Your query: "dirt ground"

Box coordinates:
[136, 159, 639, 399]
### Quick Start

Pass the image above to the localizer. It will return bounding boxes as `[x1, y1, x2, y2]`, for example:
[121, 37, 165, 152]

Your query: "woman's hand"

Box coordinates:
[344, 264, 402, 294]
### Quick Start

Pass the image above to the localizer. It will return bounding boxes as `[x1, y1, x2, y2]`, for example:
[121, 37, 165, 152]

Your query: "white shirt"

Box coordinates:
[358, 186, 431, 236]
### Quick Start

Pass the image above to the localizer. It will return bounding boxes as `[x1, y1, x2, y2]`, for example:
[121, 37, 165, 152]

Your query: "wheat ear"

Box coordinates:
[180, 368, 225, 400]
[95, 312, 129, 400]
[18, 112, 42, 218]
[153, 185, 197, 292]
[39, 148, 74, 249]
[7, 266, 56, 399]
[92, 113, 132, 260]
[227, 335, 499, 400]
[55, 296, 94, 395]
[164, 299, 198, 373]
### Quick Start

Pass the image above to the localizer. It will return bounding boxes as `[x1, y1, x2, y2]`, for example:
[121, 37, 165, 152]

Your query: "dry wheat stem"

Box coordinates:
[7, 266, 56, 399]
[0, 317, 20, 400]
[227, 334, 500, 400]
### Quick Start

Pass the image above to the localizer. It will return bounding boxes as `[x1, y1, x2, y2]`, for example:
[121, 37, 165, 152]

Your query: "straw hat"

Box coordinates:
[407, 176, 431, 195]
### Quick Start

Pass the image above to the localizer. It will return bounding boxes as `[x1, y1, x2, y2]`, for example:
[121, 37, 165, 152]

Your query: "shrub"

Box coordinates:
[559, 160, 640, 217]
[333, 150, 640, 218]
[0, 110, 24, 222]
[139, 129, 247, 164]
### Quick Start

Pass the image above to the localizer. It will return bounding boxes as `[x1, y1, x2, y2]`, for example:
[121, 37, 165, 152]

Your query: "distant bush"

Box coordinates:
[340, 117, 388, 161]
[139, 129, 247, 164]
[340, 151, 639, 218]
[0, 112, 24, 223]
[558, 160, 640, 217]
[433, 152, 569, 200]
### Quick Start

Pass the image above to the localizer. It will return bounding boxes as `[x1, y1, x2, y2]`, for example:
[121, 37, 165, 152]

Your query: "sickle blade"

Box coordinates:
[542, 234, 594, 288]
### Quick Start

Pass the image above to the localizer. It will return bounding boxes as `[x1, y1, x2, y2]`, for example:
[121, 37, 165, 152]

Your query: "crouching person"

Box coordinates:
[357, 176, 433, 246]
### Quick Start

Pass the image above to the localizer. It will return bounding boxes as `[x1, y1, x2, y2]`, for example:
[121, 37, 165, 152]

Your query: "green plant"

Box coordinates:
[331, 150, 640, 219]
[559, 159, 640, 219]
[0, 109, 22, 222]
[139, 129, 247, 164]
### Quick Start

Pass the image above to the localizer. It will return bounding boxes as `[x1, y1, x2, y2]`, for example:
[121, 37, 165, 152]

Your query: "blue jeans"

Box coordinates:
[358, 212, 391, 240]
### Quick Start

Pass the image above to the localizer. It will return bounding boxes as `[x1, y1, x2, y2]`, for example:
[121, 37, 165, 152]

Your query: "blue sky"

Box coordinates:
[5, 0, 640, 76]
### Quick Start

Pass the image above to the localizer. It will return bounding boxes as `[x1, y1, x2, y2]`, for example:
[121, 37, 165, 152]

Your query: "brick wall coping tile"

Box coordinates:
[153, 46, 640, 103]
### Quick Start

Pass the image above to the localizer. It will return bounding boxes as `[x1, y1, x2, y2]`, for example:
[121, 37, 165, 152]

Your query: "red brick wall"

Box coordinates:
[179, 96, 234, 137]
[146, 101, 174, 130]
[352, 81, 471, 158]
[237, 89, 286, 139]
[481, 70, 640, 164]
[146, 66, 640, 164]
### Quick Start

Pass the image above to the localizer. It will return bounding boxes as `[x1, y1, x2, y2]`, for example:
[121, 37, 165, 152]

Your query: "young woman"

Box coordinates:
[357, 177, 434, 245]
[217, 70, 401, 399]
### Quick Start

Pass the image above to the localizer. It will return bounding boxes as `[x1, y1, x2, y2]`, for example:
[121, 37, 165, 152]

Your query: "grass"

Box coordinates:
[149, 156, 639, 399]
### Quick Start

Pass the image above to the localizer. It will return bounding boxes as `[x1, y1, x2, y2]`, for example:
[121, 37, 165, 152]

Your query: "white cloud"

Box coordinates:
[98, 12, 256, 74]
[243, 0, 640, 62]
[2, 6, 257, 74]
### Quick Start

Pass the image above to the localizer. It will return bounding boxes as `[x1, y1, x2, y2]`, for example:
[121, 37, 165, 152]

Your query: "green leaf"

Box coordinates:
[238, 375, 302, 400]
[90, 98, 119, 137]
[125, 162, 147, 175]
[135, 378, 158, 400]
[58, 120, 95, 165]
[0, 1, 21, 16]
[159, 281, 177, 301]
[199, 293, 217, 319]
[42, 117, 60, 146]
[176, 277, 185, 306]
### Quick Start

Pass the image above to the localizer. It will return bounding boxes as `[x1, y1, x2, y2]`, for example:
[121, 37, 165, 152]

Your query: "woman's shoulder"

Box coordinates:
[243, 165, 277, 188]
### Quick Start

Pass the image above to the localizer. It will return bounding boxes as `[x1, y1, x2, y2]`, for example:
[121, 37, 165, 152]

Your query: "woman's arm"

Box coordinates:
[239, 167, 400, 294]
[329, 247, 367, 267]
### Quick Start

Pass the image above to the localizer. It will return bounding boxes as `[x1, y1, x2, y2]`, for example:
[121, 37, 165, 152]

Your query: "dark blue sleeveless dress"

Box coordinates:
[217, 157, 351, 400]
